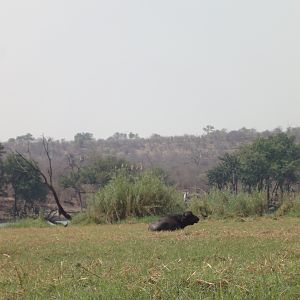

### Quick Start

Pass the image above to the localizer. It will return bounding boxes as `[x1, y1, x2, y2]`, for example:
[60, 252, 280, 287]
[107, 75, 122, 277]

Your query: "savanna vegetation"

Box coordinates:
[1, 127, 300, 221]
[1, 128, 300, 299]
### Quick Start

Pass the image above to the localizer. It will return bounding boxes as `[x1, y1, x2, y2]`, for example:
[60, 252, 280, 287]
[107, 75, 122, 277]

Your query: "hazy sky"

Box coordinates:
[0, 1, 299, 141]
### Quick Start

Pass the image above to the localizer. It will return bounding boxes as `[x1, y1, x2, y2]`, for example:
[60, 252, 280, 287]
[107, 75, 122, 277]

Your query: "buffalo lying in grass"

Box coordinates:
[148, 211, 199, 231]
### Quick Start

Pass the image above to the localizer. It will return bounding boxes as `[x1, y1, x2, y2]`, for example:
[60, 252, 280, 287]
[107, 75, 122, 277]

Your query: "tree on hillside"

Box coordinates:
[128, 132, 139, 139]
[59, 155, 129, 209]
[74, 132, 94, 147]
[207, 164, 228, 190]
[59, 153, 85, 210]
[240, 133, 300, 201]
[16, 133, 35, 142]
[4, 153, 48, 217]
[207, 133, 300, 206]
[203, 125, 215, 135]
[80, 157, 128, 187]
[220, 153, 240, 194]
[16, 136, 72, 220]
[208, 153, 240, 194]
[109, 132, 128, 140]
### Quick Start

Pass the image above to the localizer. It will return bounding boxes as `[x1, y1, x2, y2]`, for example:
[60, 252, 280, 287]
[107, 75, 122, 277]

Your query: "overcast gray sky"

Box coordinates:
[0, 0, 299, 141]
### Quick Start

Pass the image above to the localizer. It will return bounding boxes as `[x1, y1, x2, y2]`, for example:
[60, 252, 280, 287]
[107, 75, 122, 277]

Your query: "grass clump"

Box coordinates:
[3, 217, 50, 228]
[275, 194, 300, 217]
[188, 190, 300, 219]
[188, 190, 268, 219]
[71, 212, 95, 225]
[85, 171, 184, 224]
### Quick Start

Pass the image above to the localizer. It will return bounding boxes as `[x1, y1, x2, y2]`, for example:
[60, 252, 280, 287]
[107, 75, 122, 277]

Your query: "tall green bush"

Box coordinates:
[86, 171, 184, 223]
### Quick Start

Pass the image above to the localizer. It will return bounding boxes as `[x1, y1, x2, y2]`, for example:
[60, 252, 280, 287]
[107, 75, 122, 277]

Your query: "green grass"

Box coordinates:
[1, 218, 300, 299]
[3, 217, 51, 228]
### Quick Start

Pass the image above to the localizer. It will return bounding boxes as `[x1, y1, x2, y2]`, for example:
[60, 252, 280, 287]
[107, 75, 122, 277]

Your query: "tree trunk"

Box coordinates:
[15, 149, 72, 220]
[77, 190, 83, 211]
[267, 183, 270, 206]
[48, 185, 72, 220]
[13, 195, 18, 219]
[232, 171, 238, 195]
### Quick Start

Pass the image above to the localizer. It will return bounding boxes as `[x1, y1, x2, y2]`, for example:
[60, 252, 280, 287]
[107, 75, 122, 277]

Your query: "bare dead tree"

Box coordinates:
[16, 136, 72, 220]
[65, 152, 84, 210]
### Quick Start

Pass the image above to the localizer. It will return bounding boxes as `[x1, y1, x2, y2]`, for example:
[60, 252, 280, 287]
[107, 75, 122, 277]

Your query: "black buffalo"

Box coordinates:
[148, 211, 199, 231]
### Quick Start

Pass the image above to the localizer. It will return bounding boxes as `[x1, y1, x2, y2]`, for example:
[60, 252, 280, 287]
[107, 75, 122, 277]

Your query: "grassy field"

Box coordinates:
[1, 218, 300, 299]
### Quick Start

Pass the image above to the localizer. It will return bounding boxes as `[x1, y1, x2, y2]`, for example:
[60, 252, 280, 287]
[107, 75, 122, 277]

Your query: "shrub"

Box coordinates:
[229, 191, 267, 217]
[132, 172, 182, 216]
[275, 194, 300, 217]
[71, 212, 95, 225]
[86, 171, 184, 223]
[187, 195, 211, 219]
[188, 190, 268, 218]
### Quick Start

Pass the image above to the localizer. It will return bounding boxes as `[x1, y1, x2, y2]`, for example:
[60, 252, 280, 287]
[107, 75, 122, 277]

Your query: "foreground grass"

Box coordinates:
[1, 218, 300, 299]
